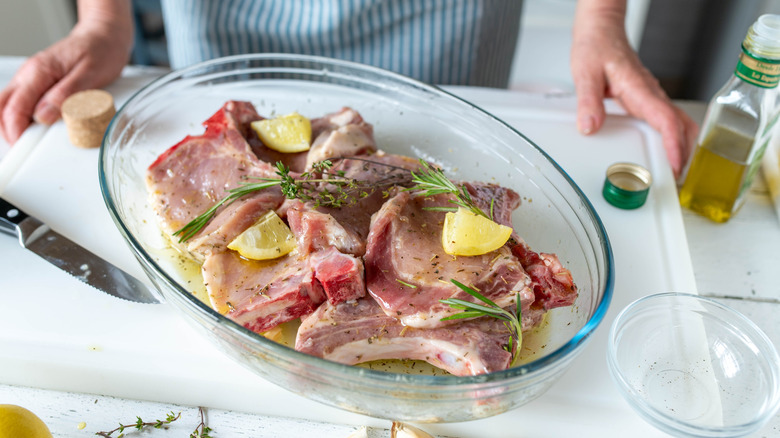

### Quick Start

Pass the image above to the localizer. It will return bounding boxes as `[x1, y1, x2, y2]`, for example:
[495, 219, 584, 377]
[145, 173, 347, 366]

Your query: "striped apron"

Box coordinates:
[160, 0, 522, 88]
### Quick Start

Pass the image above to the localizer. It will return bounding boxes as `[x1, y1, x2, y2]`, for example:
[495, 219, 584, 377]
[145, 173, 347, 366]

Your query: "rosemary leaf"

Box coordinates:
[439, 298, 507, 317]
[408, 160, 491, 220]
[396, 279, 418, 289]
[450, 279, 500, 308]
[440, 310, 487, 320]
[439, 280, 522, 364]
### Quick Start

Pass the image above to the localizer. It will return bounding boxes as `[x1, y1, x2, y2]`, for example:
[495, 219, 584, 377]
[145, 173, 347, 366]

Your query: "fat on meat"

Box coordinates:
[364, 189, 537, 329]
[305, 107, 376, 170]
[295, 297, 514, 376]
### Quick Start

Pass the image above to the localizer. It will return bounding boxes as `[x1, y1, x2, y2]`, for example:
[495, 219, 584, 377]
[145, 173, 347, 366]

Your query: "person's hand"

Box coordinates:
[0, 0, 132, 144]
[571, 0, 698, 178]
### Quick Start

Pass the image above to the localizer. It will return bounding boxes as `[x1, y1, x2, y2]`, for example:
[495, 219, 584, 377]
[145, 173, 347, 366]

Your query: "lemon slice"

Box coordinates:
[441, 208, 512, 256]
[227, 211, 296, 260]
[251, 112, 312, 153]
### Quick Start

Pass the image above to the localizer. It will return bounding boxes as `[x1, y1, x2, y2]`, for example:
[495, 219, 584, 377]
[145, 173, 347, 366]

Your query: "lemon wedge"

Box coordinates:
[0, 404, 53, 438]
[227, 211, 296, 260]
[251, 112, 312, 153]
[441, 208, 512, 256]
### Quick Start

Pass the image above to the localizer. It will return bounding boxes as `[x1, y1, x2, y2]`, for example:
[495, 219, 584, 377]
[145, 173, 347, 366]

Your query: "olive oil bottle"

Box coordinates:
[679, 14, 780, 223]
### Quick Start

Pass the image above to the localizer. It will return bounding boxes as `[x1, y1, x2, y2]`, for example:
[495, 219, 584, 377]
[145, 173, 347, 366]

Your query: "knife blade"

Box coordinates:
[0, 197, 161, 304]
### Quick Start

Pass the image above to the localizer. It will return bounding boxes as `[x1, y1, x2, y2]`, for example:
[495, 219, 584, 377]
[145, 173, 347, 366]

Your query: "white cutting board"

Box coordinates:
[0, 71, 694, 437]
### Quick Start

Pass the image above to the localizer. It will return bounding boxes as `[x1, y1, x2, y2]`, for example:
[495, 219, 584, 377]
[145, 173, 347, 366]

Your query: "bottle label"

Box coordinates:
[735, 47, 780, 88]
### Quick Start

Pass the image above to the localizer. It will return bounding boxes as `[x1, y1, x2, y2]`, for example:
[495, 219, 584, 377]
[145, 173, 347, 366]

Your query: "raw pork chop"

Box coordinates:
[202, 250, 326, 333]
[304, 108, 377, 170]
[364, 189, 537, 329]
[286, 203, 366, 304]
[201, 243, 364, 331]
[202, 100, 262, 138]
[309, 247, 366, 305]
[511, 240, 578, 310]
[304, 152, 421, 246]
[285, 202, 365, 256]
[296, 297, 514, 376]
[146, 101, 286, 258]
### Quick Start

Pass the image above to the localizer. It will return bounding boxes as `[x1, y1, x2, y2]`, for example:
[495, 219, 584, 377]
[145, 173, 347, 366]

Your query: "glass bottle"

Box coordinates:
[679, 14, 780, 223]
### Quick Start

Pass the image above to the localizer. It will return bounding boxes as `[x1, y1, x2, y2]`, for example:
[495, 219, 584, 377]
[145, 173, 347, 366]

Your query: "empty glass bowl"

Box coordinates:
[607, 293, 780, 437]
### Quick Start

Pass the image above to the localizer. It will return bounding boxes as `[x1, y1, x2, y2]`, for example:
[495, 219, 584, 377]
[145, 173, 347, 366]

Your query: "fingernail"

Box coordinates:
[33, 102, 60, 125]
[578, 115, 595, 135]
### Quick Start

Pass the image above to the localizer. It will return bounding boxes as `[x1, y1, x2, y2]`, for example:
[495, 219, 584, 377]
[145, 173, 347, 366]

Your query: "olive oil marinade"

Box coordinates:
[679, 123, 757, 223]
[679, 14, 780, 223]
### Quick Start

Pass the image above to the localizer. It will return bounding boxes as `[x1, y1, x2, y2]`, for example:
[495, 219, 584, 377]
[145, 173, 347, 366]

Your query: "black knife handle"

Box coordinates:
[0, 197, 27, 237]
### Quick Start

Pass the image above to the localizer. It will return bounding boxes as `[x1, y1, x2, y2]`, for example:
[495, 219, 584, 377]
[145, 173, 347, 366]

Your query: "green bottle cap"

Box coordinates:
[602, 162, 652, 209]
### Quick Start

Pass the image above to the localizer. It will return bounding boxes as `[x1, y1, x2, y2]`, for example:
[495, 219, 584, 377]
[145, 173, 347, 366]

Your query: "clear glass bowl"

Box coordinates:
[607, 293, 780, 437]
[99, 54, 613, 422]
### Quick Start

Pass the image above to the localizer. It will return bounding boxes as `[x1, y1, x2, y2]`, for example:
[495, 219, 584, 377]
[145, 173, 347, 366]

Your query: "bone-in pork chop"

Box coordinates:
[202, 250, 326, 333]
[146, 101, 286, 259]
[364, 189, 536, 329]
[296, 297, 514, 376]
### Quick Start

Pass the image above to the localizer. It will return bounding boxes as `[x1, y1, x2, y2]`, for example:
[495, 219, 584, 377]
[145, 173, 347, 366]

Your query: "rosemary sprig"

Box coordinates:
[96, 411, 181, 437]
[173, 178, 282, 243]
[439, 279, 522, 364]
[408, 160, 493, 220]
[174, 160, 371, 242]
[173, 157, 491, 244]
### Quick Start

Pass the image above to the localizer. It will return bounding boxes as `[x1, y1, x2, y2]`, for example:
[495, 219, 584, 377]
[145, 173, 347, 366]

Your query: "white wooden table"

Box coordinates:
[1, 57, 778, 437]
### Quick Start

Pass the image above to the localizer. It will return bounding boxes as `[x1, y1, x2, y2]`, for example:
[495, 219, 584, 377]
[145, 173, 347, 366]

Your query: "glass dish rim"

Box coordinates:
[607, 291, 780, 434]
[99, 53, 615, 386]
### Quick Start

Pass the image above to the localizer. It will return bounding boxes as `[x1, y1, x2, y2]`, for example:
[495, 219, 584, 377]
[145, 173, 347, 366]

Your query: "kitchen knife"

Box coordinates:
[0, 197, 161, 304]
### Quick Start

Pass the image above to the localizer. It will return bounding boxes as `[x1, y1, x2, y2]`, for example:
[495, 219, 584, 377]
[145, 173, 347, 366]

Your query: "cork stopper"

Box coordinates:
[61, 89, 116, 149]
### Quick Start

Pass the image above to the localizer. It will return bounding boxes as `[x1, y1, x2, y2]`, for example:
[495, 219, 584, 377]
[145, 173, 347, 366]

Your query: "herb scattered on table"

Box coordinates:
[95, 407, 213, 437]
[95, 411, 180, 437]
[439, 279, 522, 364]
[190, 406, 213, 438]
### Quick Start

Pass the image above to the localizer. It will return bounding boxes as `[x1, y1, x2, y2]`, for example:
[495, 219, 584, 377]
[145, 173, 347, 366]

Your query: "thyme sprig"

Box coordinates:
[173, 157, 491, 244]
[440, 279, 522, 364]
[95, 408, 213, 437]
[408, 160, 493, 220]
[174, 160, 374, 242]
[96, 411, 181, 437]
[190, 406, 213, 438]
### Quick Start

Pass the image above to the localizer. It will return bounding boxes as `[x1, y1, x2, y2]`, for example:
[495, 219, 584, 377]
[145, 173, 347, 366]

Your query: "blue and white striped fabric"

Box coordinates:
[160, 0, 522, 88]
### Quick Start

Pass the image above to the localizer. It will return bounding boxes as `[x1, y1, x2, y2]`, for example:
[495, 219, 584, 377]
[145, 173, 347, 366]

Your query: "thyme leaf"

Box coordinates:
[173, 159, 379, 243]
[173, 157, 486, 244]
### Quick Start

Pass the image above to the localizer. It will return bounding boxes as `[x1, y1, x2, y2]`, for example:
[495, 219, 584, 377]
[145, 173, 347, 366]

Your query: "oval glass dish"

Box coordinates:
[99, 54, 613, 422]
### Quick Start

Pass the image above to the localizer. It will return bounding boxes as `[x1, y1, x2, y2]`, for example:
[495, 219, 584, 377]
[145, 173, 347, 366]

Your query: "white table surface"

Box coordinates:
[0, 57, 779, 437]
